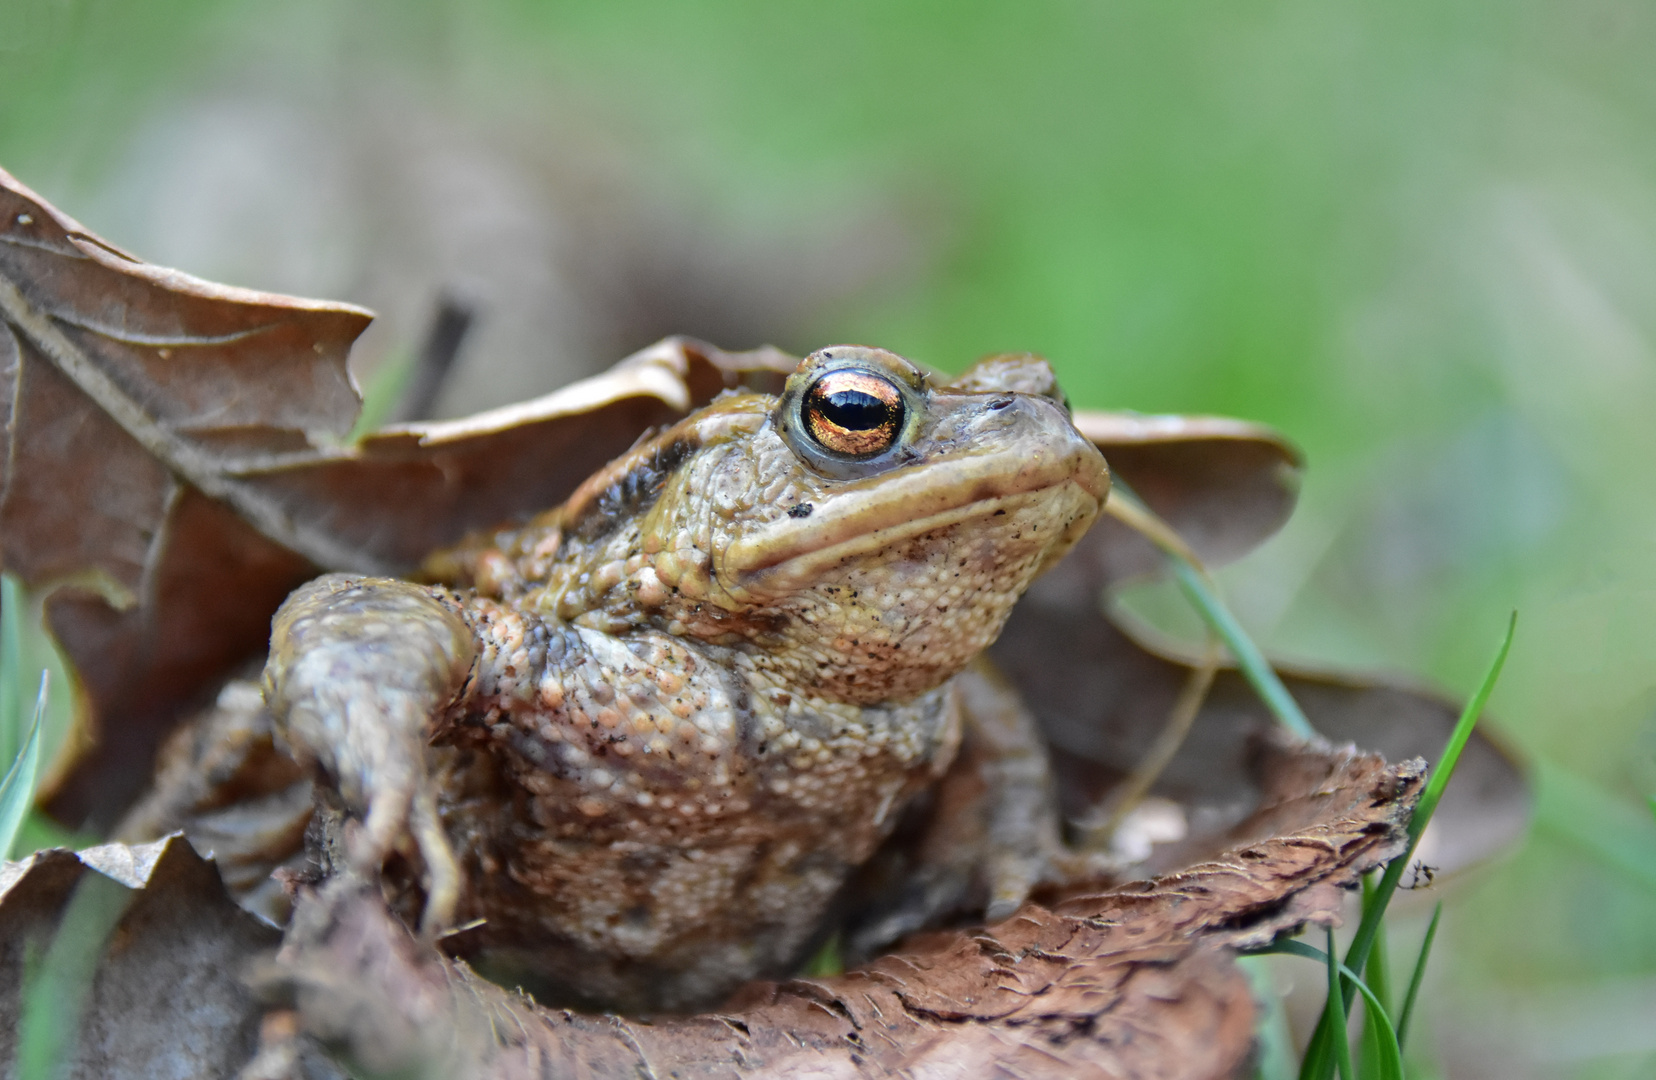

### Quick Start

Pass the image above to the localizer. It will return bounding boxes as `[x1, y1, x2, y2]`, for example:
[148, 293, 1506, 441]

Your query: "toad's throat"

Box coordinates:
[721, 442, 1106, 589]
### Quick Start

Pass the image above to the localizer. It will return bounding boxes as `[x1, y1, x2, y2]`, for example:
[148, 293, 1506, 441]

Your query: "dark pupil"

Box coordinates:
[820, 388, 890, 430]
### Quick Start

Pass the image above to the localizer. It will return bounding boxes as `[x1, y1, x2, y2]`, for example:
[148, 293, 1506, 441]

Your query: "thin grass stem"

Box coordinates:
[1, 573, 25, 768]
[1358, 875, 1393, 1080]
[1081, 636, 1218, 847]
[1396, 902, 1442, 1051]
[1325, 927, 1356, 1080]
[14, 871, 131, 1079]
[1253, 938, 1402, 1080]
[1361, 873, 1393, 1014]
[1102, 487, 1317, 739]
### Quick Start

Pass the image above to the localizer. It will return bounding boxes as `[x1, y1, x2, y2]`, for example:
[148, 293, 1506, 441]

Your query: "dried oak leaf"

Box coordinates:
[0, 165, 366, 828]
[252, 734, 1416, 1080]
[0, 834, 279, 1079]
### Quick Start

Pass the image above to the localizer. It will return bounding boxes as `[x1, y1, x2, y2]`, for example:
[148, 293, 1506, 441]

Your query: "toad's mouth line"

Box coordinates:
[721, 442, 1108, 586]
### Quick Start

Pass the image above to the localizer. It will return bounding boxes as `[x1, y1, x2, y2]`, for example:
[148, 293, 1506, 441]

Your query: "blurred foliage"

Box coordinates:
[3, 0, 1655, 1073]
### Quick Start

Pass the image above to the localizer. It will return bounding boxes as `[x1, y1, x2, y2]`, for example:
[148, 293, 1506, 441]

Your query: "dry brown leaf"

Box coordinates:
[1071, 411, 1301, 584]
[250, 734, 1415, 1080]
[0, 166, 367, 827]
[0, 835, 280, 1079]
[231, 336, 799, 573]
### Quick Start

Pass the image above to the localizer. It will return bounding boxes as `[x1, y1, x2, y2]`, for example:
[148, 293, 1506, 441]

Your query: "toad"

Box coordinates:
[140, 345, 1110, 1012]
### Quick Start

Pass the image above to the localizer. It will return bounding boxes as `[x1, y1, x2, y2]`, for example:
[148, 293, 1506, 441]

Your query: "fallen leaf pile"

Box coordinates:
[0, 165, 1528, 1078]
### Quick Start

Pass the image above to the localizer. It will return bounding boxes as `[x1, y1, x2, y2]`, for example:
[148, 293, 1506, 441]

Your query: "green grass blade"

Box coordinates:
[1361, 873, 1393, 1014]
[1170, 560, 1316, 739]
[1275, 937, 1344, 1080]
[1355, 987, 1404, 1080]
[1349, 611, 1515, 970]
[1357, 875, 1390, 1080]
[1325, 927, 1356, 1080]
[1254, 938, 1402, 1080]
[1302, 611, 1516, 1070]
[1349, 964, 1403, 1080]
[1396, 901, 1442, 1051]
[1404, 611, 1516, 849]
[1105, 479, 1317, 740]
[0, 671, 47, 860]
[1254, 942, 1337, 1080]
[1, 572, 25, 769]
[1302, 1015, 1335, 1080]
[348, 345, 416, 442]
[1359, 1014, 1384, 1080]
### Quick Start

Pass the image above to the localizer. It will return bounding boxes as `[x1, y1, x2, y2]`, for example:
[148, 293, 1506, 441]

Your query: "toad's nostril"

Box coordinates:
[987, 396, 1013, 411]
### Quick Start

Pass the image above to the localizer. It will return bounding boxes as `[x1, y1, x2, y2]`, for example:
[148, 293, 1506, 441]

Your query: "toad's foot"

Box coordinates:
[263, 574, 479, 934]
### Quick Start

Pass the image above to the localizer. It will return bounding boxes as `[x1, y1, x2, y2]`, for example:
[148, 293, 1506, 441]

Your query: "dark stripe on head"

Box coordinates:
[565, 436, 698, 544]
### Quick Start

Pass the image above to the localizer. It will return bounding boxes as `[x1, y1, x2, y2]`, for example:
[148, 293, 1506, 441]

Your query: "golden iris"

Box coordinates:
[801, 370, 905, 458]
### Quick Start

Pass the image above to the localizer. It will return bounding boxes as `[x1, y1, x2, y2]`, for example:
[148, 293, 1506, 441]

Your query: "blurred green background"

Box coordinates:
[3, 1, 1654, 1075]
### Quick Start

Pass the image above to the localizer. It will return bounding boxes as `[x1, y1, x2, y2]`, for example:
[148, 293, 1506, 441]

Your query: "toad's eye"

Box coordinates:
[801, 370, 906, 458]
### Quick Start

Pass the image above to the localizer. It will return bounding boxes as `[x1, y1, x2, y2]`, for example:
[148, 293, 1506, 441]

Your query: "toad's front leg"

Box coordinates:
[263, 573, 479, 933]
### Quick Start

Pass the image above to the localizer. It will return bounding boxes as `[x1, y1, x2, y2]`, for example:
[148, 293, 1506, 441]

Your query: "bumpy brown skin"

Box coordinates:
[263, 346, 1108, 1012]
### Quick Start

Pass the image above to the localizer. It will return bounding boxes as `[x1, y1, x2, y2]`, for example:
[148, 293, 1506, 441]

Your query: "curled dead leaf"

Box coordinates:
[0, 165, 368, 828]
[233, 337, 799, 574]
[1072, 410, 1302, 584]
